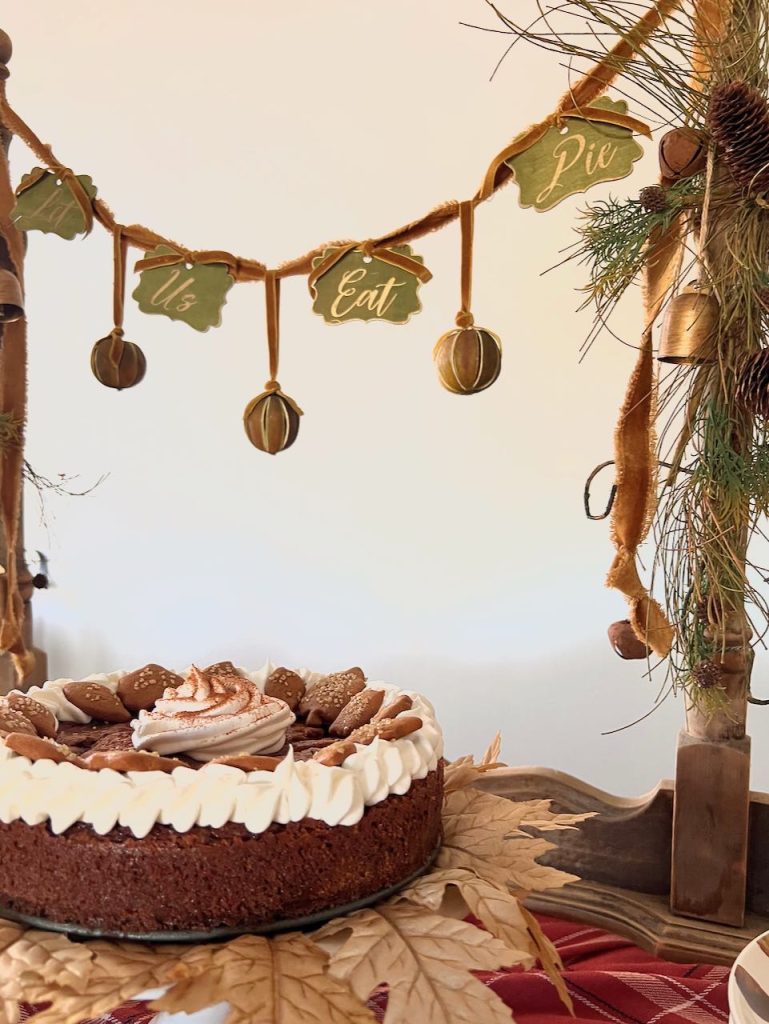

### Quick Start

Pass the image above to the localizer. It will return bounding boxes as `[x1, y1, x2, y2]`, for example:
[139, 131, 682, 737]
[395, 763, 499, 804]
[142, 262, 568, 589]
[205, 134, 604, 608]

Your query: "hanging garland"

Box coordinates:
[0, 1, 671, 462]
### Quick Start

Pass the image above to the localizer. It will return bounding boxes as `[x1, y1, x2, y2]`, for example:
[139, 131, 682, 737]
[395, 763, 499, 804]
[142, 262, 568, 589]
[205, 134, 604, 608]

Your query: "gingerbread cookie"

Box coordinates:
[265, 668, 306, 711]
[298, 668, 366, 726]
[204, 660, 239, 677]
[62, 683, 131, 724]
[329, 688, 385, 738]
[348, 715, 423, 745]
[117, 664, 184, 713]
[6, 693, 57, 738]
[0, 705, 37, 737]
[373, 694, 413, 721]
[86, 750, 184, 773]
[210, 754, 282, 772]
[5, 733, 84, 766]
[313, 740, 356, 767]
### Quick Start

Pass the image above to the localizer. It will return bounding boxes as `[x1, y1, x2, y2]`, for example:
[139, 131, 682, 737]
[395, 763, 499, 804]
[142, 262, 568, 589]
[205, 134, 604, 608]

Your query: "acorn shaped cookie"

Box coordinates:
[91, 329, 146, 390]
[243, 383, 303, 454]
[434, 325, 502, 395]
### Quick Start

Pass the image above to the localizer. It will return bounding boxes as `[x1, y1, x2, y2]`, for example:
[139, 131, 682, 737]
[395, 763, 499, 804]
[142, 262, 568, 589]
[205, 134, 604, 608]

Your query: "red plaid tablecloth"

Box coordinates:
[20, 913, 731, 1024]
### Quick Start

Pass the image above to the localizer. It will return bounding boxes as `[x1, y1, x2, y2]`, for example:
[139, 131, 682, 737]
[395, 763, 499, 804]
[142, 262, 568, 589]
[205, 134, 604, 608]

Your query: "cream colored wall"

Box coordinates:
[7, 1, 769, 794]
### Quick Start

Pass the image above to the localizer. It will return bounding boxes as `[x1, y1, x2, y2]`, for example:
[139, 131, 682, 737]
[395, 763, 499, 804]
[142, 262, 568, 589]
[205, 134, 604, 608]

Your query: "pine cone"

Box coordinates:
[736, 348, 769, 418]
[692, 660, 722, 689]
[708, 81, 769, 193]
[639, 185, 668, 213]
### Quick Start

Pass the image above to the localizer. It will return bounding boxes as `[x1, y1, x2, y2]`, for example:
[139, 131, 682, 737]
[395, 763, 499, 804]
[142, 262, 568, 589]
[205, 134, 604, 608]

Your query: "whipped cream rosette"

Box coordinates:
[132, 666, 295, 761]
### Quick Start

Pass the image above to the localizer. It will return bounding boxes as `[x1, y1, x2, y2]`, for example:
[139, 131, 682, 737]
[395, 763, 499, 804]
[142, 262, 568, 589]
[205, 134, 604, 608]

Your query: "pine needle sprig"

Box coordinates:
[573, 176, 702, 309]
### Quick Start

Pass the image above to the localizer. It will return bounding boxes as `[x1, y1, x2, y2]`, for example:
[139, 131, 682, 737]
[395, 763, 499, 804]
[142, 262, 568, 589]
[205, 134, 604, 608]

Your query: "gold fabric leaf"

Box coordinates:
[319, 901, 521, 1024]
[153, 933, 377, 1024]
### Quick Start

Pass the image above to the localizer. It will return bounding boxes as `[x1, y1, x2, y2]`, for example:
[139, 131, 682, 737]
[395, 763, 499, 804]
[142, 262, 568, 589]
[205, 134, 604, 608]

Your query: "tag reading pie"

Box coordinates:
[506, 98, 644, 212]
[311, 245, 425, 325]
[132, 245, 235, 332]
[12, 169, 97, 239]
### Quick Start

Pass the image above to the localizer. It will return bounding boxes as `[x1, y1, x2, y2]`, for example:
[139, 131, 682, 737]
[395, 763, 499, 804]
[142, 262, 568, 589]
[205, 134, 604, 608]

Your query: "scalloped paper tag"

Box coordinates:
[132, 245, 235, 332]
[505, 98, 644, 212]
[311, 245, 425, 325]
[12, 169, 97, 239]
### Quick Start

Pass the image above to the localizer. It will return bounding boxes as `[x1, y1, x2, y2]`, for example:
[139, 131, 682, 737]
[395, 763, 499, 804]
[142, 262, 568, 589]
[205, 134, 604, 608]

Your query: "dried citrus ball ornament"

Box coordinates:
[434, 201, 502, 395]
[434, 325, 502, 395]
[91, 228, 146, 390]
[659, 127, 707, 182]
[91, 329, 146, 390]
[243, 270, 303, 453]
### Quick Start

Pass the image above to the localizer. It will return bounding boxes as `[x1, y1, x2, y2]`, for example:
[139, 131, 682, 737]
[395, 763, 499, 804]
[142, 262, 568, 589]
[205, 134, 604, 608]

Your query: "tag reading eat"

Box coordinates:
[132, 245, 235, 332]
[12, 169, 97, 239]
[311, 245, 425, 325]
[506, 98, 644, 212]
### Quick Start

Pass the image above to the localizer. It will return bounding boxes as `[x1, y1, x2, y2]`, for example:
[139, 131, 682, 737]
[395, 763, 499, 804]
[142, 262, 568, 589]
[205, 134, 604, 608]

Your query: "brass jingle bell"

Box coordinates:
[658, 283, 719, 364]
[0, 268, 24, 324]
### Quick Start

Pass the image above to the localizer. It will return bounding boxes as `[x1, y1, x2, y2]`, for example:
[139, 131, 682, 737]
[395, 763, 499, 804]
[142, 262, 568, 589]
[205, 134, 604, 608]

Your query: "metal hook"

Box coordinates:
[584, 461, 617, 520]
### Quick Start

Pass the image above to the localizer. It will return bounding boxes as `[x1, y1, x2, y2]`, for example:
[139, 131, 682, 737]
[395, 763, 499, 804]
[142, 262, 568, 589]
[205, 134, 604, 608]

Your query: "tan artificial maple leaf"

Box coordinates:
[520, 905, 574, 1015]
[25, 940, 179, 1024]
[403, 866, 535, 965]
[403, 867, 575, 1014]
[152, 932, 376, 1024]
[318, 900, 521, 1024]
[444, 743, 507, 794]
[0, 926, 97, 1024]
[440, 787, 582, 893]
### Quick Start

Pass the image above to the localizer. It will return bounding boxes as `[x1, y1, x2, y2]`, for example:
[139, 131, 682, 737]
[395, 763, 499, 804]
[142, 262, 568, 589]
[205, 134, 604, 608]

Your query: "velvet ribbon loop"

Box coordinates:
[134, 247, 241, 278]
[307, 239, 433, 296]
[455, 201, 476, 329]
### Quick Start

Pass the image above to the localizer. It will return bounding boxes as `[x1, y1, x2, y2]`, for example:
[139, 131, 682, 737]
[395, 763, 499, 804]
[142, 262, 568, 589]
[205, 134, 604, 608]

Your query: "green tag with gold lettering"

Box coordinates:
[311, 245, 425, 325]
[505, 98, 644, 212]
[132, 245, 235, 332]
[12, 169, 97, 239]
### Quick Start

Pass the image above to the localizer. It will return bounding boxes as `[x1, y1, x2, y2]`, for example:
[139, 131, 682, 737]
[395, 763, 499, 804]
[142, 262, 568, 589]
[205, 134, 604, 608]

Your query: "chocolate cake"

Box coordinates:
[0, 661, 443, 935]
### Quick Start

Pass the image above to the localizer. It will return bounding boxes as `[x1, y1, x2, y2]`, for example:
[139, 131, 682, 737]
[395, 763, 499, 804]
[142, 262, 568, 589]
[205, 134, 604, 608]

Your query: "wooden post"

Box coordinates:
[0, 29, 47, 693]
[669, 0, 757, 926]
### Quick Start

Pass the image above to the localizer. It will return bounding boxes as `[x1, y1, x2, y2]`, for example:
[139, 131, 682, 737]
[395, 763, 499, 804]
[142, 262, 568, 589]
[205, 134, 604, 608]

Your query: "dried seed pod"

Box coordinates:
[638, 185, 669, 213]
[433, 326, 501, 395]
[243, 385, 302, 454]
[659, 127, 707, 181]
[91, 329, 146, 390]
[607, 620, 650, 660]
[691, 660, 722, 690]
[736, 349, 769, 419]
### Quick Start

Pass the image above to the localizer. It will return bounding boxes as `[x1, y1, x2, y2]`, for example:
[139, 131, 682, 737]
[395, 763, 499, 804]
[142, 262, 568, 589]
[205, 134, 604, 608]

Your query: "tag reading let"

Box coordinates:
[132, 245, 235, 332]
[310, 245, 425, 325]
[506, 98, 644, 212]
[12, 169, 97, 239]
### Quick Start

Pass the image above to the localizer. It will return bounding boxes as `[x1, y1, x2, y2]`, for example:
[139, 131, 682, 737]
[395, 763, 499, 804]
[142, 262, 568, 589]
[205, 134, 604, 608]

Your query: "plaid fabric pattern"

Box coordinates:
[20, 914, 731, 1024]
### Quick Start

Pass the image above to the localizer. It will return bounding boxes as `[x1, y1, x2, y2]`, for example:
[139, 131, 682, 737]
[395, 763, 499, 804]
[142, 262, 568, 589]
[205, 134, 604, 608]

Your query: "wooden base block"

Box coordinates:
[672, 731, 751, 926]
